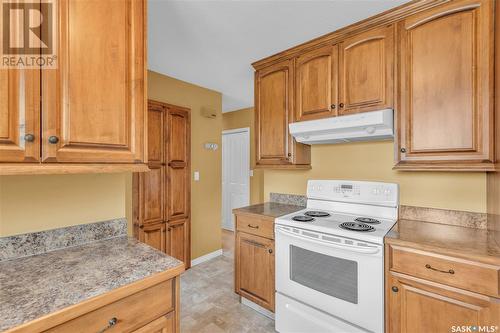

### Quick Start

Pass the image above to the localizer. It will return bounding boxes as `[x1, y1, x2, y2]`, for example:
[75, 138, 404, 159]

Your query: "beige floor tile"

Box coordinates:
[180, 254, 275, 333]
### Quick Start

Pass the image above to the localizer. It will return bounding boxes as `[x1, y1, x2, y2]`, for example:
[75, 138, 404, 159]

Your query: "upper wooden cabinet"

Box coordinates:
[0, 0, 147, 174]
[42, 0, 146, 164]
[339, 25, 394, 115]
[255, 59, 311, 168]
[395, 0, 495, 171]
[295, 45, 338, 121]
[0, 70, 40, 163]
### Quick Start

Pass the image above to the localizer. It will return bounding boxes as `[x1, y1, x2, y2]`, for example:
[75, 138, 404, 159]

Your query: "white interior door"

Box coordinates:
[222, 128, 250, 231]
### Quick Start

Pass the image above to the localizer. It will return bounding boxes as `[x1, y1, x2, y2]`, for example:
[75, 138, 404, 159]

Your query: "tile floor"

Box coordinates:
[180, 229, 275, 333]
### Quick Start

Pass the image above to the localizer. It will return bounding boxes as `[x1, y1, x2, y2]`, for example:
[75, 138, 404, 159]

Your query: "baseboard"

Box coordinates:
[241, 297, 275, 320]
[190, 249, 223, 267]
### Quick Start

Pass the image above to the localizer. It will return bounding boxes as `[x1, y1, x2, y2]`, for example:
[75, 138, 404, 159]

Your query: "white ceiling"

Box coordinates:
[148, 0, 408, 112]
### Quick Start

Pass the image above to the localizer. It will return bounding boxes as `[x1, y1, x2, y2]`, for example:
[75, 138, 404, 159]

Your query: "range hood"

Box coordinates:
[289, 109, 394, 144]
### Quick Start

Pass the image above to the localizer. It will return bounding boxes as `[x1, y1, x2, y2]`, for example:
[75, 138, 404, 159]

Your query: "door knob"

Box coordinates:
[48, 136, 59, 144]
[24, 133, 35, 142]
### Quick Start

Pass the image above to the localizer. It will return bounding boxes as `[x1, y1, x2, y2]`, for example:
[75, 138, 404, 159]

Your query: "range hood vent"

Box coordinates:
[289, 109, 394, 144]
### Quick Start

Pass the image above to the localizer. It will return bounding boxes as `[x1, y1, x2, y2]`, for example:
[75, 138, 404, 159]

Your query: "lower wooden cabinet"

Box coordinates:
[137, 222, 167, 253]
[167, 219, 190, 265]
[386, 244, 500, 333]
[387, 272, 500, 333]
[23, 273, 183, 333]
[133, 313, 175, 333]
[234, 214, 275, 312]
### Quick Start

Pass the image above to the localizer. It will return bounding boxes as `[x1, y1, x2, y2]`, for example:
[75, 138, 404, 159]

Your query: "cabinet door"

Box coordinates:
[397, 0, 494, 169]
[167, 219, 189, 267]
[141, 103, 165, 225]
[132, 313, 175, 333]
[165, 107, 190, 221]
[255, 59, 294, 165]
[0, 70, 40, 162]
[295, 45, 338, 121]
[138, 222, 166, 253]
[339, 25, 393, 115]
[388, 272, 500, 333]
[235, 232, 274, 311]
[41, 0, 146, 163]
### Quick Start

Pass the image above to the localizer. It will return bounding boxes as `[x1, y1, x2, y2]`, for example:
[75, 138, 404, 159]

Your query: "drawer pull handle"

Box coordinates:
[247, 224, 259, 229]
[425, 264, 454, 274]
[98, 317, 118, 333]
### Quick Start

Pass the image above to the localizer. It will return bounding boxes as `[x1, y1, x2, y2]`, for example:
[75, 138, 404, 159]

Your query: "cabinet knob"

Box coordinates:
[24, 133, 35, 142]
[391, 286, 399, 292]
[48, 136, 59, 144]
[268, 248, 273, 254]
[287, 153, 292, 157]
[400, 147, 406, 153]
[99, 317, 118, 332]
[339, 103, 344, 108]
[331, 104, 336, 110]
[168, 227, 171, 231]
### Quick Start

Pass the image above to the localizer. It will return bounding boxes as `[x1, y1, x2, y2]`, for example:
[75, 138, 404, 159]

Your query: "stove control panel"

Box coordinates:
[307, 180, 399, 207]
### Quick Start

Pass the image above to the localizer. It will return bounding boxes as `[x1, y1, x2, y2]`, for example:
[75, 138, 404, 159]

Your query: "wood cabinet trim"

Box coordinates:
[252, 0, 449, 70]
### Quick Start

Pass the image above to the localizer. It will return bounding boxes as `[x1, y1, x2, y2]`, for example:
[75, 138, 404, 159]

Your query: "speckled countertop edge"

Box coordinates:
[0, 236, 183, 332]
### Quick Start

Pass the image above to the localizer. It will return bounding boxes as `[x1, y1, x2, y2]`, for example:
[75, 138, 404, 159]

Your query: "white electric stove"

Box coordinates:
[275, 180, 399, 333]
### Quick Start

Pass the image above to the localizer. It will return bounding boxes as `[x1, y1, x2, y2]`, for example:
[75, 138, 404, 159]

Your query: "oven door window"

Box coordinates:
[290, 245, 358, 304]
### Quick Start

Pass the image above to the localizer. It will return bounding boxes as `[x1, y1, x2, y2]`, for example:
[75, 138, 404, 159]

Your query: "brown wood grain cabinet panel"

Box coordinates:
[295, 45, 338, 121]
[339, 25, 394, 115]
[235, 232, 275, 311]
[166, 107, 190, 221]
[132, 312, 175, 333]
[0, 70, 40, 163]
[45, 279, 174, 333]
[167, 219, 189, 267]
[134, 100, 191, 269]
[387, 272, 500, 333]
[41, 0, 146, 163]
[138, 222, 167, 253]
[255, 59, 310, 167]
[395, 0, 495, 170]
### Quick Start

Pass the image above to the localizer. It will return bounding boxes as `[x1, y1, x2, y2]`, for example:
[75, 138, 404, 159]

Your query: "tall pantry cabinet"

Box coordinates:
[133, 100, 191, 268]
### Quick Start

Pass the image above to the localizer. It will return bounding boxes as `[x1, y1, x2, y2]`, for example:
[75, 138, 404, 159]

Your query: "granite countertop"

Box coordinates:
[385, 219, 500, 265]
[0, 236, 184, 332]
[233, 202, 304, 219]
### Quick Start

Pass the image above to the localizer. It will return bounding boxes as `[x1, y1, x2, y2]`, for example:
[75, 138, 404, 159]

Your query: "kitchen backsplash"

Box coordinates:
[0, 218, 127, 262]
[270, 192, 307, 206]
[270, 192, 486, 229]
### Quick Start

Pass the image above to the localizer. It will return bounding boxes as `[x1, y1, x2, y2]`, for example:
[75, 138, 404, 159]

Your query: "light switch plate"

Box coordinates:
[194, 171, 200, 181]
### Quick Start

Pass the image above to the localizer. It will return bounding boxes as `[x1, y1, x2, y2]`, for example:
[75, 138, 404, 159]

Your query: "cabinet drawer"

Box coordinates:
[389, 245, 500, 297]
[236, 215, 274, 239]
[46, 279, 174, 333]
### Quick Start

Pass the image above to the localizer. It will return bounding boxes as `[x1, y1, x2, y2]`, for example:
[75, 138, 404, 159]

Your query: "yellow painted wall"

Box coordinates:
[134, 70, 223, 260]
[222, 107, 264, 204]
[0, 173, 127, 236]
[264, 141, 487, 213]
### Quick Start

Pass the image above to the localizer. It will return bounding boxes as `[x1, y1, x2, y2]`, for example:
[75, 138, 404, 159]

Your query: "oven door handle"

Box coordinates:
[276, 227, 380, 254]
